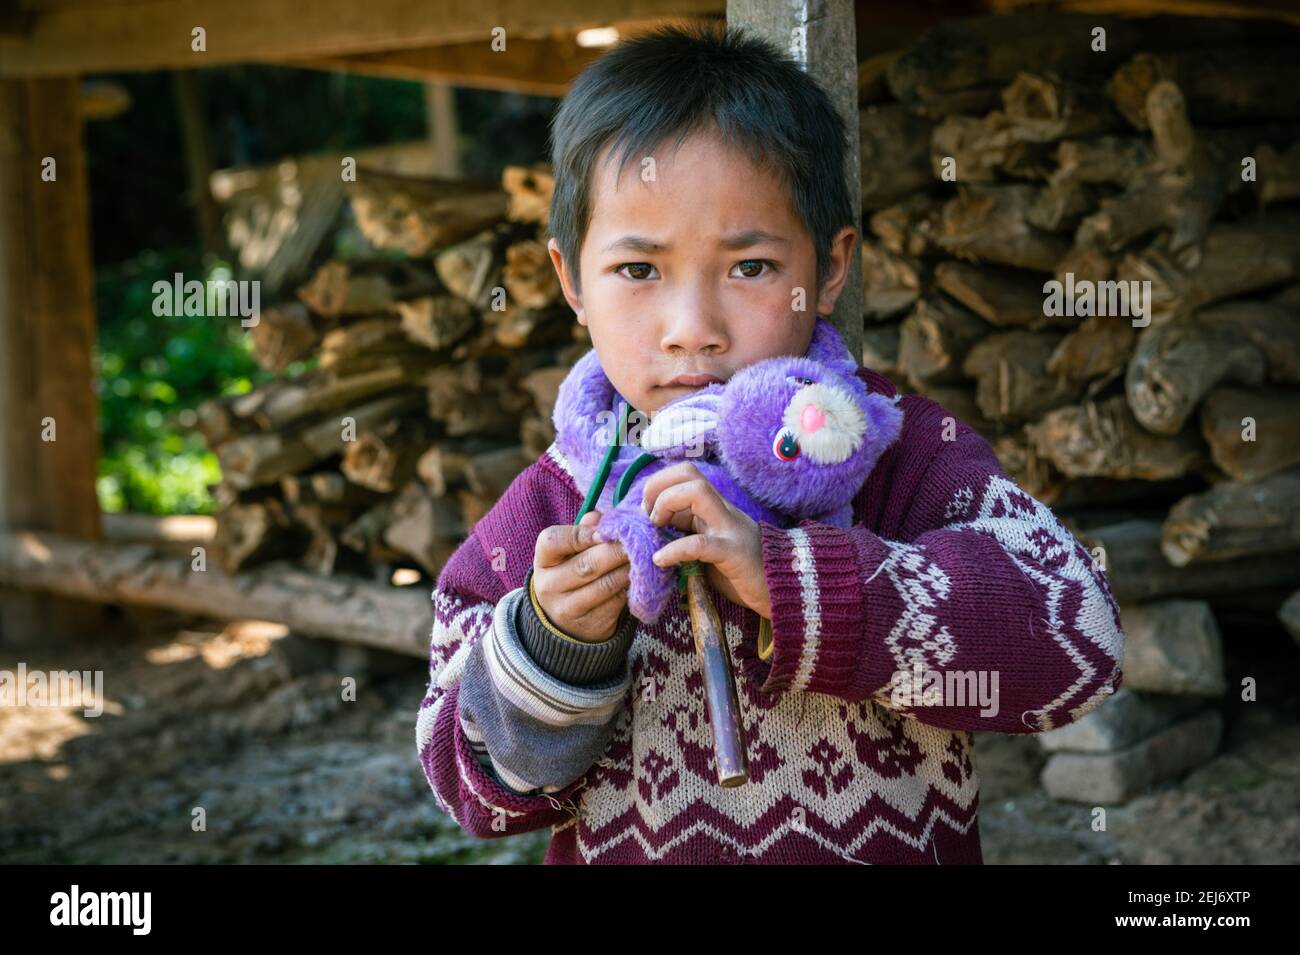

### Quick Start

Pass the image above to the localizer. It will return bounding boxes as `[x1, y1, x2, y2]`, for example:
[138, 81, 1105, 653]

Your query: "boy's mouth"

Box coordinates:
[662, 373, 724, 388]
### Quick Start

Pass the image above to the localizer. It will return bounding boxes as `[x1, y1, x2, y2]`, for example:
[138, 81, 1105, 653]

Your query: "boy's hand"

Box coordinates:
[642, 461, 773, 621]
[532, 510, 631, 643]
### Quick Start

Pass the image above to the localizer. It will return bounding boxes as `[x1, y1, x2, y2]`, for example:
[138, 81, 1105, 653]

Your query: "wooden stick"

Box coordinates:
[683, 568, 749, 787]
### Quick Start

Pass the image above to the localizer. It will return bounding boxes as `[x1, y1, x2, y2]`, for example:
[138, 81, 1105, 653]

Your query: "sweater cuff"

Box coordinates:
[758, 519, 866, 696]
[514, 567, 637, 687]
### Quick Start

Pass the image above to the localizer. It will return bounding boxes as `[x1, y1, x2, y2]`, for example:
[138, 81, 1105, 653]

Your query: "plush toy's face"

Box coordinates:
[639, 352, 903, 519]
[715, 356, 882, 516]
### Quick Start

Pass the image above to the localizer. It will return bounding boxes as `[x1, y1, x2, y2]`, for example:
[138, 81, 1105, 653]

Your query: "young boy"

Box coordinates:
[415, 22, 1124, 864]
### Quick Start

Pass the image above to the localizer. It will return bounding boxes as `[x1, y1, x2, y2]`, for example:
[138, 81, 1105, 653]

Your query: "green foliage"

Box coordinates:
[95, 245, 277, 515]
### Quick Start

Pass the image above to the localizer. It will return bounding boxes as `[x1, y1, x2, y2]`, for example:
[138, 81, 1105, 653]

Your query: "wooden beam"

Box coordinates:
[0, 77, 104, 646]
[0, 0, 725, 76]
[305, 34, 605, 97]
[726, 0, 864, 359]
[0, 529, 432, 658]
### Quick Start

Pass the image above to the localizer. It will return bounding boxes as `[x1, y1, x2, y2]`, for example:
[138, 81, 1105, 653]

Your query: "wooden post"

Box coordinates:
[0, 77, 105, 647]
[727, 0, 864, 359]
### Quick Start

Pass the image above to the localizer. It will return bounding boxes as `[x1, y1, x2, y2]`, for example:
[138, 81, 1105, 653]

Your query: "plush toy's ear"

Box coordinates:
[639, 392, 724, 455]
[804, 318, 858, 376]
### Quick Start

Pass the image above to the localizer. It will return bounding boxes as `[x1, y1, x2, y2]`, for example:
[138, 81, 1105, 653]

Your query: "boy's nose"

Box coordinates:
[801, 403, 826, 433]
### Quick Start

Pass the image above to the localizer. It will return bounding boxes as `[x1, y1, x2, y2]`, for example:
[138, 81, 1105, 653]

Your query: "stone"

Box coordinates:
[1038, 688, 1205, 752]
[1040, 708, 1223, 804]
[1121, 600, 1225, 696]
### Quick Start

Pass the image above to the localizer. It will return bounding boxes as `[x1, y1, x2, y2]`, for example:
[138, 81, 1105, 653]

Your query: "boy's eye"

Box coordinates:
[732, 259, 774, 279]
[615, 262, 658, 281]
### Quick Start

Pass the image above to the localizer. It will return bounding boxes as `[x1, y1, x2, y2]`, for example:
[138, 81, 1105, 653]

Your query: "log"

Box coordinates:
[1110, 47, 1300, 131]
[862, 240, 922, 319]
[924, 385, 994, 436]
[1126, 300, 1300, 435]
[1076, 83, 1231, 259]
[435, 229, 501, 309]
[934, 260, 1064, 328]
[216, 391, 423, 490]
[1000, 71, 1125, 142]
[1281, 590, 1300, 645]
[521, 416, 555, 460]
[896, 295, 991, 387]
[1053, 244, 1114, 285]
[860, 322, 902, 381]
[502, 163, 552, 226]
[251, 361, 434, 432]
[212, 496, 303, 573]
[249, 301, 320, 373]
[280, 471, 382, 509]
[886, 12, 1292, 119]
[1259, 142, 1300, 206]
[1028, 395, 1206, 481]
[936, 184, 1071, 272]
[519, 365, 569, 423]
[295, 258, 436, 319]
[1162, 469, 1300, 567]
[961, 330, 1083, 423]
[1199, 386, 1300, 483]
[1117, 212, 1300, 326]
[426, 360, 530, 437]
[395, 295, 476, 352]
[318, 316, 411, 367]
[463, 445, 530, 499]
[347, 170, 507, 256]
[1026, 176, 1096, 233]
[930, 112, 1026, 184]
[868, 194, 944, 259]
[382, 481, 464, 575]
[0, 529, 433, 657]
[860, 105, 934, 210]
[1054, 135, 1154, 188]
[1046, 316, 1137, 383]
[1079, 519, 1300, 604]
[341, 416, 438, 494]
[857, 50, 901, 105]
[502, 239, 561, 309]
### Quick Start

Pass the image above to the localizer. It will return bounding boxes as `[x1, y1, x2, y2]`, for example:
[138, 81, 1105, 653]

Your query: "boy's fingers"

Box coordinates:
[652, 532, 729, 569]
[640, 461, 705, 514]
[536, 521, 598, 567]
[647, 479, 727, 531]
[568, 539, 629, 581]
[562, 564, 631, 618]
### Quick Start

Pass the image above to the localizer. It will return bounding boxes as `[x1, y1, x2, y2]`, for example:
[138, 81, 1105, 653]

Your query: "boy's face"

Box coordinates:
[548, 128, 857, 417]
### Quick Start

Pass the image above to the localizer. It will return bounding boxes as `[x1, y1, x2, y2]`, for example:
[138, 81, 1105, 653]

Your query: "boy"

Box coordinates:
[415, 22, 1124, 864]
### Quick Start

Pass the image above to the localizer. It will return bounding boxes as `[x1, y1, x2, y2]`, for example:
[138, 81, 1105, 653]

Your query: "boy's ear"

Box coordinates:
[815, 225, 860, 316]
[547, 238, 586, 324]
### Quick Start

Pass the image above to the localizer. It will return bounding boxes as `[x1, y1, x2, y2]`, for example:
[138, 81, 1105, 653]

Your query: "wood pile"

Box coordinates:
[199, 162, 586, 581]
[859, 10, 1300, 802]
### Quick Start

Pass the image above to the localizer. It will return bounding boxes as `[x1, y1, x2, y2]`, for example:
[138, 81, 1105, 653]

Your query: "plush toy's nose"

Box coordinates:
[801, 403, 826, 433]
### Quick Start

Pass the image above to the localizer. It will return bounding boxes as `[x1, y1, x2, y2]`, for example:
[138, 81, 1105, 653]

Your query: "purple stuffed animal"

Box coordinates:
[593, 320, 903, 625]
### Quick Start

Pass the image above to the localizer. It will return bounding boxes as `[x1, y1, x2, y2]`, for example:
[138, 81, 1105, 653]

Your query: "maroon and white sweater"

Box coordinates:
[415, 367, 1125, 864]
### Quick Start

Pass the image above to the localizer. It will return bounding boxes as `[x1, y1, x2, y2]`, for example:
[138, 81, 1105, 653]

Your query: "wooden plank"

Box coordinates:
[0, 529, 433, 658]
[727, 0, 864, 358]
[0, 77, 104, 645]
[0, 0, 725, 76]
[307, 35, 605, 96]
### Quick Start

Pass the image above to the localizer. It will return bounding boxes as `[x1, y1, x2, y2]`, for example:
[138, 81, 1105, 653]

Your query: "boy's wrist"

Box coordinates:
[517, 568, 637, 687]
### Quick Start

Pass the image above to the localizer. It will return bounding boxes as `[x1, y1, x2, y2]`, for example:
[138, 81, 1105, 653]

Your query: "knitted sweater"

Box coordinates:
[415, 365, 1125, 865]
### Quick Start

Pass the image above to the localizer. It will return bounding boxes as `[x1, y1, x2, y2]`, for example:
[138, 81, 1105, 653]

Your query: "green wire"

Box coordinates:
[573, 399, 629, 525]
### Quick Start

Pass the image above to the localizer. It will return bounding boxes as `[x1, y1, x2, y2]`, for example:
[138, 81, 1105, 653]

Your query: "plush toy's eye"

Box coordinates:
[772, 426, 801, 461]
[786, 375, 817, 387]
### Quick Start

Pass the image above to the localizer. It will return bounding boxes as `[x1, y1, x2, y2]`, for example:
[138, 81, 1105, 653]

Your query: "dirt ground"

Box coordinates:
[2, 607, 1297, 865]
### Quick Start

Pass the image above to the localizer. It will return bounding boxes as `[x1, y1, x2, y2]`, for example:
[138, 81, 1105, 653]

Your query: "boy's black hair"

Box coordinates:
[547, 20, 856, 297]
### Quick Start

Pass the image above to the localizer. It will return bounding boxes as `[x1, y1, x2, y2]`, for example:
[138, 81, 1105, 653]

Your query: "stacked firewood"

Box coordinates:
[199, 163, 586, 580]
[858, 10, 1300, 801]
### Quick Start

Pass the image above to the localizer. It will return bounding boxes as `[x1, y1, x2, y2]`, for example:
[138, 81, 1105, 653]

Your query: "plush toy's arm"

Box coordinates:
[753, 398, 1124, 737]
